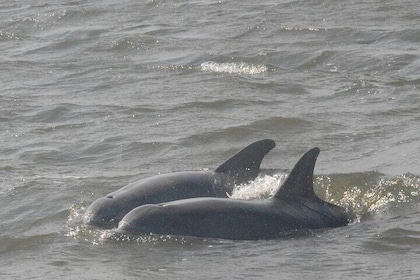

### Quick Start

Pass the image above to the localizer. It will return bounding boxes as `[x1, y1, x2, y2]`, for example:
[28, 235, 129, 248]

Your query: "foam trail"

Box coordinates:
[201, 61, 268, 75]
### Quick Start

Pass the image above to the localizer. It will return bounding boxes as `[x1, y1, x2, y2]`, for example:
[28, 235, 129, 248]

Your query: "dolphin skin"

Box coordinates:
[84, 139, 276, 229]
[116, 148, 354, 240]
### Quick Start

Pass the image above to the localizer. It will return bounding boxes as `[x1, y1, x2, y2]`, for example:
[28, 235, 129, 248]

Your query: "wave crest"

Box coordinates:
[200, 61, 268, 75]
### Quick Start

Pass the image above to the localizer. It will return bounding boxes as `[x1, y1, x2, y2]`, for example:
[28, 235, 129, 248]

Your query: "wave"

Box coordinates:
[147, 61, 269, 75]
[200, 61, 268, 75]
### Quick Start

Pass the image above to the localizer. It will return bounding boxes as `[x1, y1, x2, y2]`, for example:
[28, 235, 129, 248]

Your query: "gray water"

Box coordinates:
[1, 1, 419, 279]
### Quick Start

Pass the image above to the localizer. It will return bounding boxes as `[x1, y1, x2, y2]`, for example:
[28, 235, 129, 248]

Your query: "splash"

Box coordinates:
[65, 204, 104, 245]
[232, 172, 420, 223]
[200, 61, 268, 75]
[98, 230, 195, 245]
[317, 173, 420, 222]
[230, 173, 287, 200]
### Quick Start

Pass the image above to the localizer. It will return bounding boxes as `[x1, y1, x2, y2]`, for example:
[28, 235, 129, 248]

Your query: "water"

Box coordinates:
[1, 0, 419, 279]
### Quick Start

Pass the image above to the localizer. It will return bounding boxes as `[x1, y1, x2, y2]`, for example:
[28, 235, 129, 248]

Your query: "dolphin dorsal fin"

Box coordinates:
[274, 147, 320, 200]
[215, 139, 275, 185]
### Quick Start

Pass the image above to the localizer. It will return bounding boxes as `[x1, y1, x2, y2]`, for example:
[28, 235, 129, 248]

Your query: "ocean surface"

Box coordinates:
[1, 0, 419, 279]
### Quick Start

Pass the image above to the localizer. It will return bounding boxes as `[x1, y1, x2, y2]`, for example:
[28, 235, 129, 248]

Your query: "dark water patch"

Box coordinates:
[247, 116, 313, 132]
[21, 103, 84, 123]
[48, 260, 69, 267]
[109, 34, 159, 52]
[385, 76, 420, 87]
[9, 140, 96, 167]
[179, 116, 312, 145]
[378, 227, 420, 247]
[325, 27, 389, 46]
[118, 141, 176, 168]
[0, 233, 59, 255]
[363, 212, 420, 254]
[372, 28, 420, 48]
[31, 122, 92, 135]
[167, 98, 274, 112]
[292, 50, 338, 71]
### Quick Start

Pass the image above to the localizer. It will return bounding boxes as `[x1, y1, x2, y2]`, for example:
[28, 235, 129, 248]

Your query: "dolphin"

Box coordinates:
[84, 139, 276, 229]
[116, 147, 354, 240]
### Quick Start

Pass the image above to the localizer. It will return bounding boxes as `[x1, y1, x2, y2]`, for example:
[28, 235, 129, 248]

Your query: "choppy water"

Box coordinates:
[1, 1, 419, 279]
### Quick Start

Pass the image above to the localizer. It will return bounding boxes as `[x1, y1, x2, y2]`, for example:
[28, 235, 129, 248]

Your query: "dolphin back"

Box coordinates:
[215, 139, 275, 185]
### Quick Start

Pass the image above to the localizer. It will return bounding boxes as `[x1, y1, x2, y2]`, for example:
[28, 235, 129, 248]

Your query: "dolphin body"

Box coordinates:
[116, 148, 353, 240]
[84, 139, 276, 229]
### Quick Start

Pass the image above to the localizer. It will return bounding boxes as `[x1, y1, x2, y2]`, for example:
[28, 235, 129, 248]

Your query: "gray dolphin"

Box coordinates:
[84, 139, 275, 229]
[116, 147, 354, 240]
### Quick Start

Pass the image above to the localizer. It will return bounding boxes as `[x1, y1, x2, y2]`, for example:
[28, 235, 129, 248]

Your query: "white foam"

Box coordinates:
[200, 61, 268, 75]
[230, 174, 287, 200]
